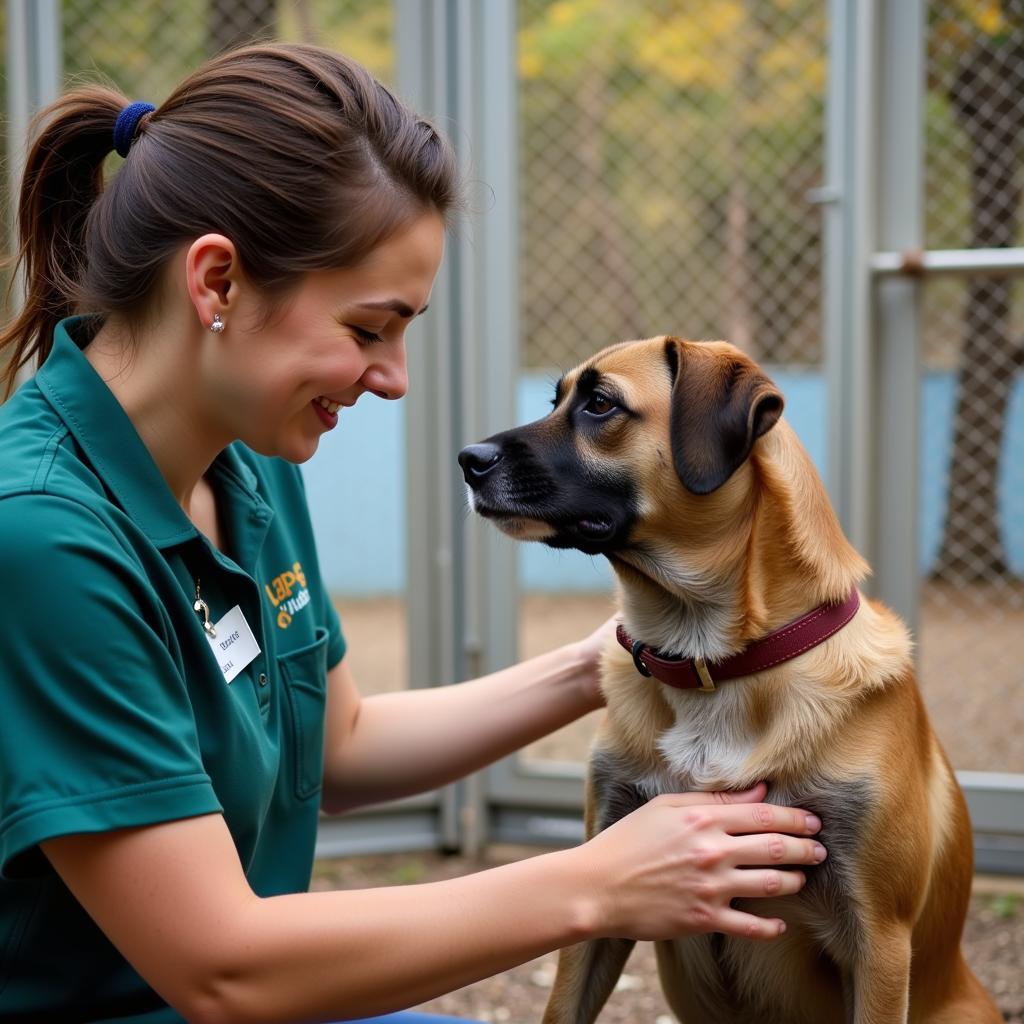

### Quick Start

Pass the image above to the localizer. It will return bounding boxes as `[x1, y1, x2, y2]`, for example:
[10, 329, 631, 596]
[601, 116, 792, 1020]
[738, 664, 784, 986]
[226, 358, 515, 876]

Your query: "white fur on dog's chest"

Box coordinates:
[655, 684, 758, 790]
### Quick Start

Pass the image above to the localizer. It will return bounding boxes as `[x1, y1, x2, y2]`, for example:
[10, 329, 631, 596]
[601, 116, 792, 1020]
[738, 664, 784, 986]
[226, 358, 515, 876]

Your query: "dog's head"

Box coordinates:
[458, 336, 783, 559]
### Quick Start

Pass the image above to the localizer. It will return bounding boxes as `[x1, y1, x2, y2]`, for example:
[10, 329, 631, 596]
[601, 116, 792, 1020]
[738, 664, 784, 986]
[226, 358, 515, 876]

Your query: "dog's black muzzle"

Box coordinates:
[458, 429, 636, 556]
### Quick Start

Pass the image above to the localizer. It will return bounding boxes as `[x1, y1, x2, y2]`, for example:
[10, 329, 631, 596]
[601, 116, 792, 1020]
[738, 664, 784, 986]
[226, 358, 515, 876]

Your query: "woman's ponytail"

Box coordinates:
[1, 87, 127, 396]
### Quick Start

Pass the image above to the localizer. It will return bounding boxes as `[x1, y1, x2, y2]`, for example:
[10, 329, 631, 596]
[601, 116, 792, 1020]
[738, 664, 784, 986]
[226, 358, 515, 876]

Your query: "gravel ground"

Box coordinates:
[312, 849, 1024, 1023]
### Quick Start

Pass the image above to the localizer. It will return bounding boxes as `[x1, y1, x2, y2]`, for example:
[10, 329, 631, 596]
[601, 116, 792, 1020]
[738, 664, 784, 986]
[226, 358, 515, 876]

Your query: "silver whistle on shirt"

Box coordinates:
[193, 581, 217, 638]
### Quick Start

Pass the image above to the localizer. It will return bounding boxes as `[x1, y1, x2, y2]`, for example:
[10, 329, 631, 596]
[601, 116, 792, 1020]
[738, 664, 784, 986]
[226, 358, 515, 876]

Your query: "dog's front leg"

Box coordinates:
[850, 921, 911, 1024]
[541, 935, 636, 1024]
[542, 751, 648, 1024]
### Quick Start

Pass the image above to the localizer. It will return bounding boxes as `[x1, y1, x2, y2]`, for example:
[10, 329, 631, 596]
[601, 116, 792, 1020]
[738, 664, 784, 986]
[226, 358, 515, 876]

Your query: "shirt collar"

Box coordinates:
[35, 316, 241, 549]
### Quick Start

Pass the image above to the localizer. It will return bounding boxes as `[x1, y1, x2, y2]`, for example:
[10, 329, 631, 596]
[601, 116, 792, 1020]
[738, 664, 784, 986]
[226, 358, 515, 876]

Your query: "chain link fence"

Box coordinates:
[920, 0, 1024, 773]
[516, 0, 1023, 775]
[516, 0, 831, 767]
[518, 0, 827, 370]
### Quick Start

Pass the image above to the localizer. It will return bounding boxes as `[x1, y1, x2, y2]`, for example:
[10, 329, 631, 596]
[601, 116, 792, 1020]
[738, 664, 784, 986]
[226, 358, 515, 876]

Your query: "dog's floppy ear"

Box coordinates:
[666, 338, 784, 495]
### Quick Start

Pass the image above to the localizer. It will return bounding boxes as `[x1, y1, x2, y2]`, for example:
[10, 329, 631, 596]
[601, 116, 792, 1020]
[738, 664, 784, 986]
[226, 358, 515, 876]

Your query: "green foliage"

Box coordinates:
[988, 891, 1021, 920]
[278, 0, 394, 82]
[61, 0, 209, 104]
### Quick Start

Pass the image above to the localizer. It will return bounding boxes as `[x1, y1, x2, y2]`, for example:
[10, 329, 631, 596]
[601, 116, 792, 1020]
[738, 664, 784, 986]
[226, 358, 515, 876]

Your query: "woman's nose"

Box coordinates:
[364, 343, 408, 401]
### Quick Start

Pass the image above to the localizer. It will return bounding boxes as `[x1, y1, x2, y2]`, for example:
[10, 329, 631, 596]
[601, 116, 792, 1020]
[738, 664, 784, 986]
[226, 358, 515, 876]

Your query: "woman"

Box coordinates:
[0, 43, 826, 1024]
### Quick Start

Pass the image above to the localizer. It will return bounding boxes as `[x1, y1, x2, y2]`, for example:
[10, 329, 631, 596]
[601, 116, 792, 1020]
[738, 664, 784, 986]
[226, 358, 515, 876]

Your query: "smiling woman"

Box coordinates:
[145, 211, 447, 465]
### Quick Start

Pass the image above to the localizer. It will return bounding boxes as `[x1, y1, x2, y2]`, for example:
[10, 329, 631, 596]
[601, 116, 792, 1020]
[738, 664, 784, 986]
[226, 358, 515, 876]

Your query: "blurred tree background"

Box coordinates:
[56, 0, 393, 99]
[517, 0, 826, 368]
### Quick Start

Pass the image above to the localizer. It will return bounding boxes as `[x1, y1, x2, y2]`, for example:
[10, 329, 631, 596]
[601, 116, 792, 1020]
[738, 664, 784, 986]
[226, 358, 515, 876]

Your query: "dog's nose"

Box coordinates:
[458, 442, 503, 483]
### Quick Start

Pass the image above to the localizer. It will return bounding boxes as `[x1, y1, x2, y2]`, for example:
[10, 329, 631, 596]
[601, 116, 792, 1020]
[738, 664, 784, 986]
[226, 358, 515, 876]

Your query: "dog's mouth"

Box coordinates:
[548, 512, 625, 554]
[575, 515, 615, 540]
[473, 506, 558, 542]
[471, 498, 621, 552]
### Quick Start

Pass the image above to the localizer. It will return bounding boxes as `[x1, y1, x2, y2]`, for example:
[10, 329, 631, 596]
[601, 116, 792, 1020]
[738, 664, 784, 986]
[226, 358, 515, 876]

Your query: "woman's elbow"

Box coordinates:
[164, 950, 276, 1024]
[176, 977, 273, 1024]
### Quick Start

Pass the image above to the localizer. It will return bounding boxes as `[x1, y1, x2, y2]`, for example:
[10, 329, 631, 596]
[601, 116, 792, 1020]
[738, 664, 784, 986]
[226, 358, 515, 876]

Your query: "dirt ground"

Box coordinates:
[327, 586, 1024, 1020]
[312, 848, 1024, 1023]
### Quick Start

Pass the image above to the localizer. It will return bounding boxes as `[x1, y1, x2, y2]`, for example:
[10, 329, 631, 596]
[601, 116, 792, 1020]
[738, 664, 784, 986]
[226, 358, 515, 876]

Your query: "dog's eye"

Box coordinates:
[583, 393, 616, 417]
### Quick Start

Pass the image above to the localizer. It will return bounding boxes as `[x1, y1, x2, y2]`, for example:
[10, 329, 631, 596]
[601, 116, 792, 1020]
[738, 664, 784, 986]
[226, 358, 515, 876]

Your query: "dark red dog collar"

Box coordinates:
[616, 589, 861, 692]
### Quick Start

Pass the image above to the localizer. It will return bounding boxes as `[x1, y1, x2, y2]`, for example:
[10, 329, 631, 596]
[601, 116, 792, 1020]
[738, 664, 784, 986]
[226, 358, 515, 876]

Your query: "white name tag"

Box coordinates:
[205, 605, 261, 684]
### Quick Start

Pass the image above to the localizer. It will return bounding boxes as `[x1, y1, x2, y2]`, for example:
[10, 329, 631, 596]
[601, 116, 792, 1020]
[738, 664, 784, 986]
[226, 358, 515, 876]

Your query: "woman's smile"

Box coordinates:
[316, 396, 342, 415]
[311, 397, 340, 429]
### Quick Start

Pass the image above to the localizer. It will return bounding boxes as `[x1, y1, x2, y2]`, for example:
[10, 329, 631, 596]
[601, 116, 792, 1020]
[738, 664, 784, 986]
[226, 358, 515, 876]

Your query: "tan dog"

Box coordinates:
[458, 337, 999, 1024]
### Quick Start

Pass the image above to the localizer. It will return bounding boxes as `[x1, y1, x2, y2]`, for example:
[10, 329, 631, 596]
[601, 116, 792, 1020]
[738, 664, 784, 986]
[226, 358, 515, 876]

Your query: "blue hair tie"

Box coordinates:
[113, 101, 155, 158]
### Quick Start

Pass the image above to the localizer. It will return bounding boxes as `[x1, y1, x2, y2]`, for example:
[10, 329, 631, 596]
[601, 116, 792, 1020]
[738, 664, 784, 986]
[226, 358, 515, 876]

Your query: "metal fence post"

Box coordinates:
[397, 0, 465, 852]
[822, 0, 923, 631]
[5, 0, 61, 203]
[397, 0, 519, 854]
[5, 0, 61, 387]
[821, 0, 878, 585]
[823, 0, 1024, 872]
[872, 0, 925, 633]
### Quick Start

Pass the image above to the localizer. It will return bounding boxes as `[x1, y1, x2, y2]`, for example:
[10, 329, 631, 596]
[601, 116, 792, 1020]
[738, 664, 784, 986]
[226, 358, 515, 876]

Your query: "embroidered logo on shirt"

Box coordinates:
[264, 561, 311, 629]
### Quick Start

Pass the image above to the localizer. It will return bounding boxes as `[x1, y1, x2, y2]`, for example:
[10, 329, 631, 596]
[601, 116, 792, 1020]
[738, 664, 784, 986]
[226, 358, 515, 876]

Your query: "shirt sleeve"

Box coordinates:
[0, 495, 222, 879]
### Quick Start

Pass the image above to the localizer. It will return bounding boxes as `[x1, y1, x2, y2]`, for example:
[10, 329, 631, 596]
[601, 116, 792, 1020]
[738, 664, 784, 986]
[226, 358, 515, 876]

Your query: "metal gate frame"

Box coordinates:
[823, 0, 1024, 874]
[4, 1, 60, 206]
[396, 0, 588, 854]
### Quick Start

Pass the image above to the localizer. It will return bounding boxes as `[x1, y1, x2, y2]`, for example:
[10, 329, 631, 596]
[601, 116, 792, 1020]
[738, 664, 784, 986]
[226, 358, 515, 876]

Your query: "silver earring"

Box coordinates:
[210, 313, 225, 334]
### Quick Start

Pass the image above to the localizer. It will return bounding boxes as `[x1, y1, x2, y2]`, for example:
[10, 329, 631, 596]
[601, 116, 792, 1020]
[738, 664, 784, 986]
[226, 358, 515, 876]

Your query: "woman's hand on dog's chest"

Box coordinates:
[572, 782, 827, 943]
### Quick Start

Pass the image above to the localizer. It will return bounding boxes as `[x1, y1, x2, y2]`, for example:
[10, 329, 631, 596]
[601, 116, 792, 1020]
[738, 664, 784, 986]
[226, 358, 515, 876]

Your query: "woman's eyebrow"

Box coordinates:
[356, 299, 430, 318]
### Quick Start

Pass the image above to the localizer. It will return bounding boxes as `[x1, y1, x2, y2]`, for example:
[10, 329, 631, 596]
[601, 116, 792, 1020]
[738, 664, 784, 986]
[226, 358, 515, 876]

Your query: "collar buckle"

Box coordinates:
[693, 657, 715, 692]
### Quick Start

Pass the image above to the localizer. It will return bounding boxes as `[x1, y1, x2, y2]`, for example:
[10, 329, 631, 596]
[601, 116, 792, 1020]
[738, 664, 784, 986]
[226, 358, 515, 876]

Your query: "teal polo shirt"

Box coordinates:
[0, 317, 346, 1021]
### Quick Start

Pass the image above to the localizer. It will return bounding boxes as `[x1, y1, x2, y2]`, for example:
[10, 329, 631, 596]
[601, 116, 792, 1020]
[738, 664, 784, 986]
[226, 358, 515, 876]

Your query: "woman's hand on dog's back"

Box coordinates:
[572, 781, 827, 942]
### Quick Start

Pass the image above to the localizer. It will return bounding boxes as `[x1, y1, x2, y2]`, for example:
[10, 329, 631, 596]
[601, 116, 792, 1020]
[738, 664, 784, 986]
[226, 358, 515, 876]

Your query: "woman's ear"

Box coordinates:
[184, 234, 240, 331]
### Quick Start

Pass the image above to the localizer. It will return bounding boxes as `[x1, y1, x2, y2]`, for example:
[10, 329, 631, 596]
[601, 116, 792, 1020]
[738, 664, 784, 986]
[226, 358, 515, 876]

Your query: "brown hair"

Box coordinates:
[1, 42, 461, 396]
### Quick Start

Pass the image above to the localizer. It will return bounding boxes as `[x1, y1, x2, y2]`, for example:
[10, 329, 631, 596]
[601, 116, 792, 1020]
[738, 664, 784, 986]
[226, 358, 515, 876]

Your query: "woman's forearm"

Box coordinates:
[322, 642, 602, 812]
[203, 790, 823, 1023]
[44, 810, 598, 1024]
[211, 847, 595, 1023]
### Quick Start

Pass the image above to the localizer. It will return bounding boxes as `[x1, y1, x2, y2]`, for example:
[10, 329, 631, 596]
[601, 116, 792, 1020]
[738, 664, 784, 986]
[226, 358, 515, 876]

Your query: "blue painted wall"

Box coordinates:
[302, 396, 406, 596]
[302, 370, 1024, 595]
